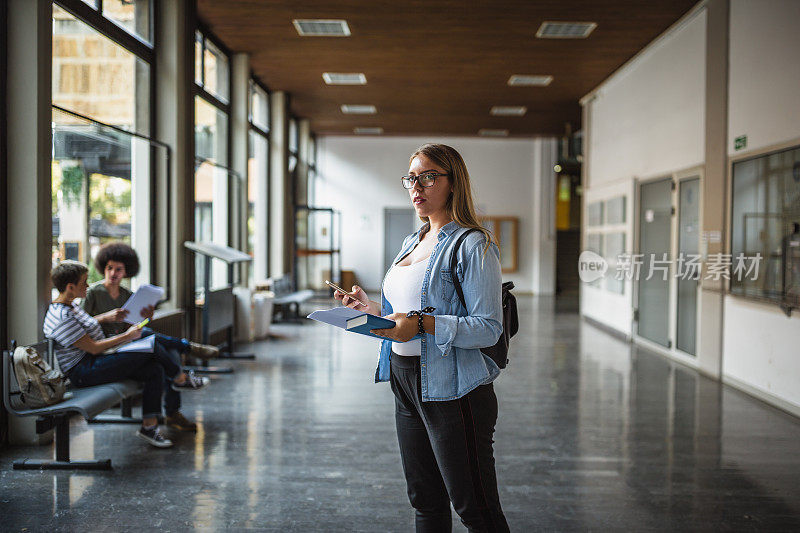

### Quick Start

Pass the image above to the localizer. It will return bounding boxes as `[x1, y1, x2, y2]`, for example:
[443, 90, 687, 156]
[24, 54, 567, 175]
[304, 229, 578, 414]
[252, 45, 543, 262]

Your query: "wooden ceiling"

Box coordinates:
[198, 0, 698, 137]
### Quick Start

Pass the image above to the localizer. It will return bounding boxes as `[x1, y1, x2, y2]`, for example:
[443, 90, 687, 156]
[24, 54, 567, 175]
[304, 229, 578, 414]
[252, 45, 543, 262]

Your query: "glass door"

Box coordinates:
[637, 178, 673, 347]
[676, 177, 700, 355]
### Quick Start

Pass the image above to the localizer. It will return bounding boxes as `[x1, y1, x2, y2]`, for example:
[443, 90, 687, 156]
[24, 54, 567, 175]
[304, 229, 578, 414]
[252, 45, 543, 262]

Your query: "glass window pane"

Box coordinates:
[585, 233, 604, 288]
[606, 196, 626, 224]
[289, 119, 298, 153]
[53, 6, 151, 135]
[195, 96, 228, 166]
[51, 107, 156, 287]
[194, 161, 230, 290]
[203, 39, 229, 103]
[604, 232, 626, 294]
[587, 201, 603, 226]
[731, 146, 800, 305]
[250, 82, 269, 131]
[103, 0, 151, 43]
[195, 31, 203, 85]
[248, 130, 269, 283]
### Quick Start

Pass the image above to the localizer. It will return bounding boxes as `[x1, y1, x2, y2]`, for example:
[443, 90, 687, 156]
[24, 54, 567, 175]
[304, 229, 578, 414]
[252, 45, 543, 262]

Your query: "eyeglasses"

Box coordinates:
[401, 172, 448, 189]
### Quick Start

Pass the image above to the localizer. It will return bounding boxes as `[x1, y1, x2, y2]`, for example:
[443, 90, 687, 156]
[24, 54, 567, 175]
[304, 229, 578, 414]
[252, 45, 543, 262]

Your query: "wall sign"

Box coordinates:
[734, 135, 747, 151]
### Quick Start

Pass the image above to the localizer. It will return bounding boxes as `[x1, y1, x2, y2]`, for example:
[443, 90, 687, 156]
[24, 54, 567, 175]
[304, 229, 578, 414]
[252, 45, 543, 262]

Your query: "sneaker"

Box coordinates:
[171, 371, 209, 392]
[165, 411, 198, 432]
[188, 342, 220, 360]
[136, 425, 173, 448]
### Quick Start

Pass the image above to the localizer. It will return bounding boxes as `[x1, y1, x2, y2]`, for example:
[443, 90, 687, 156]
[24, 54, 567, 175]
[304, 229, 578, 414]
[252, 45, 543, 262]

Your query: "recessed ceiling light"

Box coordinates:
[490, 106, 527, 116]
[323, 72, 367, 85]
[293, 19, 351, 36]
[354, 127, 383, 135]
[341, 104, 377, 115]
[536, 21, 597, 39]
[479, 129, 509, 137]
[508, 75, 553, 87]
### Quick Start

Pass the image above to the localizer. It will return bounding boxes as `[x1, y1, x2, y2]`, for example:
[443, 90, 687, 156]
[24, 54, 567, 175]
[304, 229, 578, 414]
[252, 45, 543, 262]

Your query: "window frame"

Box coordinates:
[248, 74, 272, 278]
[53, 0, 171, 295]
[193, 22, 235, 289]
[728, 141, 800, 315]
[194, 22, 232, 107]
[55, 0, 154, 61]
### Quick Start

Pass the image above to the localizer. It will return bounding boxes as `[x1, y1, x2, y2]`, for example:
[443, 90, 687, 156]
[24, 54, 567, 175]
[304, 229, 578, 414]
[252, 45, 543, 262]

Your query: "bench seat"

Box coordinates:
[3, 346, 143, 471]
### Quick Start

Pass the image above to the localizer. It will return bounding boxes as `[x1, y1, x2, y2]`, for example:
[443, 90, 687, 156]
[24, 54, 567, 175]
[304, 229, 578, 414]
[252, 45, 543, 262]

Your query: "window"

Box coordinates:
[194, 27, 231, 291]
[730, 146, 800, 312]
[584, 196, 627, 293]
[307, 135, 317, 207]
[51, 3, 156, 290]
[248, 79, 270, 283]
[53, 5, 150, 135]
[73, 0, 152, 44]
[194, 96, 228, 166]
[102, 0, 152, 43]
[194, 96, 230, 290]
[195, 29, 229, 103]
[250, 81, 269, 132]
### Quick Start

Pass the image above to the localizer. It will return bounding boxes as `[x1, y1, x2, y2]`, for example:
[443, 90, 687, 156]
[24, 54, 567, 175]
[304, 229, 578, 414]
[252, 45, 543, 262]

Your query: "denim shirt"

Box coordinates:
[375, 220, 503, 401]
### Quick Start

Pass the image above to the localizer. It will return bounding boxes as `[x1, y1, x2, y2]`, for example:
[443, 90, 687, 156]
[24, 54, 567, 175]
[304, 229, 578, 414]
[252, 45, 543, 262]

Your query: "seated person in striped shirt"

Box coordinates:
[82, 242, 218, 432]
[44, 261, 207, 448]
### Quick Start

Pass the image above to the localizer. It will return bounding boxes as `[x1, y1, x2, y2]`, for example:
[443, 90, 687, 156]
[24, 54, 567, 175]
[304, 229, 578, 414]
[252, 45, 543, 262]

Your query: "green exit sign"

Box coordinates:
[734, 135, 747, 151]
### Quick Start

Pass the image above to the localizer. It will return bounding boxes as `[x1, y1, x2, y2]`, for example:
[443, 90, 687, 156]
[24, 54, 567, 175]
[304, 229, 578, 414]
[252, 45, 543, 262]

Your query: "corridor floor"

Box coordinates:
[2, 296, 799, 531]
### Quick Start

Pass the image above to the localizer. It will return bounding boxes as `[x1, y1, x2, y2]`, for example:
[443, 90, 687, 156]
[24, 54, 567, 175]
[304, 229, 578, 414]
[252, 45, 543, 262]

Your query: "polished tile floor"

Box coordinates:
[2, 296, 800, 531]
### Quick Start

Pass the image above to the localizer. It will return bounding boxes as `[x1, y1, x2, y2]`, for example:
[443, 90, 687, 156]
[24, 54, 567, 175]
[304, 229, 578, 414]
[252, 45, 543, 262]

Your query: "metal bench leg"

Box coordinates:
[13, 415, 112, 471]
[217, 328, 255, 360]
[88, 398, 142, 424]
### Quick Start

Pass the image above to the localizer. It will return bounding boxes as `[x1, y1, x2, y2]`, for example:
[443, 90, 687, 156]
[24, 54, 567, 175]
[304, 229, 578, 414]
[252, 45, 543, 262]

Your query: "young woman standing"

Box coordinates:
[333, 144, 510, 532]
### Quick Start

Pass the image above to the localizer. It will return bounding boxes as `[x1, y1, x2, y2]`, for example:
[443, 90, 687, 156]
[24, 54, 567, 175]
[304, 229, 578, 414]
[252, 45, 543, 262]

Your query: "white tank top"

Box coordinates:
[383, 257, 429, 356]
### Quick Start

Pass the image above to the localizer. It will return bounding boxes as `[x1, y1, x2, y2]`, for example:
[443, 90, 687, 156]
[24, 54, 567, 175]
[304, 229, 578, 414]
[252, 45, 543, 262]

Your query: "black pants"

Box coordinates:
[68, 343, 181, 420]
[390, 353, 510, 533]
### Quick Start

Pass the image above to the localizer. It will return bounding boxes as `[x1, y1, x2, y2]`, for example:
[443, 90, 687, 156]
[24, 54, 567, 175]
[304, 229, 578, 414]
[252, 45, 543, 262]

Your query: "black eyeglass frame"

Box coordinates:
[400, 172, 449, 189]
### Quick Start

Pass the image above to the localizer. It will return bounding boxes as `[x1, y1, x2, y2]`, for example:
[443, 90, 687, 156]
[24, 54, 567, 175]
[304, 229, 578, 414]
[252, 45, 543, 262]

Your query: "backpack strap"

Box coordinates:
[449, 228, 478, 309]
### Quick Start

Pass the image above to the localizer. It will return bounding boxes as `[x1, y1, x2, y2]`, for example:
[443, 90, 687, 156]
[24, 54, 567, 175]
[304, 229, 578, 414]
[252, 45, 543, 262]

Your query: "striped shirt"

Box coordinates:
[43, 302, 106, 373]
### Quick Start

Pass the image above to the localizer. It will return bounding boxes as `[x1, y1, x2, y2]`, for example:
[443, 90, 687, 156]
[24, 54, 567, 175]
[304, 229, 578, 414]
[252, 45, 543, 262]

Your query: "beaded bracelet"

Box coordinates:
[406, 306, 436, 336]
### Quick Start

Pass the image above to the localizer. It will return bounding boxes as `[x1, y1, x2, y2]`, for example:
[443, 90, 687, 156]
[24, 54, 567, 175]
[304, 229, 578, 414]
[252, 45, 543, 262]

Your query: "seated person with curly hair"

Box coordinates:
[45, 261, 207, 448]
[82, 242, 218, 432]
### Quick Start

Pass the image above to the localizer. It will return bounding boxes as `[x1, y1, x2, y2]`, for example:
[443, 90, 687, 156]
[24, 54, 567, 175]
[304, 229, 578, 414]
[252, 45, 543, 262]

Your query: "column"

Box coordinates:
[155, 0, 196, 311]
[698, 0, 729, 379]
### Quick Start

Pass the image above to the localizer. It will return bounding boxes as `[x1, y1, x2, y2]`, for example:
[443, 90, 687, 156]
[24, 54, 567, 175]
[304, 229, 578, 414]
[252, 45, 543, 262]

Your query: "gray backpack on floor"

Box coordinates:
[12, 345, 68, 408]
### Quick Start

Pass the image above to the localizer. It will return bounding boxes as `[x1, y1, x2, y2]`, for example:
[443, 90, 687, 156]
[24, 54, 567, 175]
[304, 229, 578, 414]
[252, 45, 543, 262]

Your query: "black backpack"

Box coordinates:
[449, 229, 519, 369]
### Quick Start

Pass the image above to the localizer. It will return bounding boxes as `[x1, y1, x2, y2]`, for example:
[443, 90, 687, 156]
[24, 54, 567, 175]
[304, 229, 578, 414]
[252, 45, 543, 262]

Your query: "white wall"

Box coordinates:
[581, 8, 706, 336]
[722, 0, 800, 415]
[580, 0, 800, 415]
[316, 136, 556, 294]
[728, 0, 800, 155]
[723, 298, 800, 414]
[586, 8, 706, 188]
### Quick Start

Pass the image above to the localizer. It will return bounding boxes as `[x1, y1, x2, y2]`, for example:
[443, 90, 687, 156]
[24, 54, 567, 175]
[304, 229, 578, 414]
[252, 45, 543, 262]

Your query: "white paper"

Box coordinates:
[307, 307, 368, 329]
[121, 284, 165, 324]
[111, 335, 155, 354]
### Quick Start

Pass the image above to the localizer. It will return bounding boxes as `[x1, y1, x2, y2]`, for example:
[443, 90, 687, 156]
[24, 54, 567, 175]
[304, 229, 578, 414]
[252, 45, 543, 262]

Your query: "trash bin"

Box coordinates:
[253, 291, 275, 339]
[233, 286, 254, 343]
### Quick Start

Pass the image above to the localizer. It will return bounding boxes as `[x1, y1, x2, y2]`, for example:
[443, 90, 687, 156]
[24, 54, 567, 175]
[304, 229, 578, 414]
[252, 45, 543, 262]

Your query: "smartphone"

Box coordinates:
[325, 280, 367, 305]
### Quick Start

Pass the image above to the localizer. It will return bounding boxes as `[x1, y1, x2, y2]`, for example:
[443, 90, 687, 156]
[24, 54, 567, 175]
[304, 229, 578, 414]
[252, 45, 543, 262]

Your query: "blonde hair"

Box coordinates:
[409, 143, 495, 258]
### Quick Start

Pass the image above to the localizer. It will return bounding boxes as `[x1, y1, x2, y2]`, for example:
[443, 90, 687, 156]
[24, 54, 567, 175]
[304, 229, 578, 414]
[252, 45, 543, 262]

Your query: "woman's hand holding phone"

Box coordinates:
[333, 284, 369, 310]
